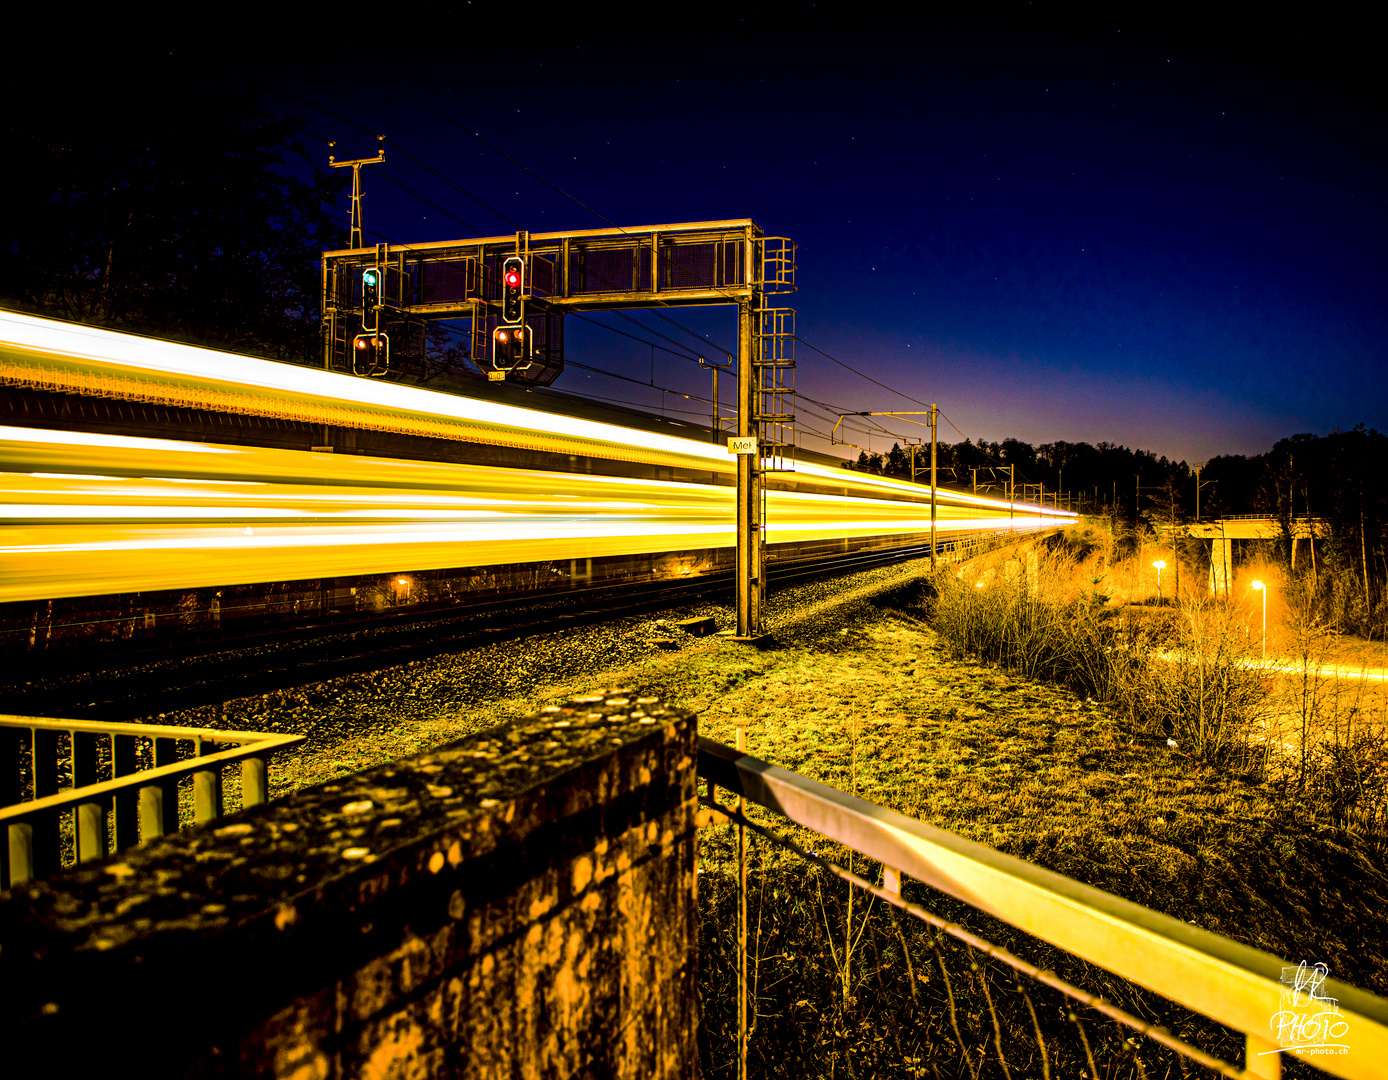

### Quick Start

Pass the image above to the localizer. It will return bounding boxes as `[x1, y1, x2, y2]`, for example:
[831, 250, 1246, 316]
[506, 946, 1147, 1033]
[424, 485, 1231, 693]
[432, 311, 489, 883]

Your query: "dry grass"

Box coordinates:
[683, 544, 1388, 1078]
[686, 605, 1387, 1077]
[145, 546, 1385, 1077]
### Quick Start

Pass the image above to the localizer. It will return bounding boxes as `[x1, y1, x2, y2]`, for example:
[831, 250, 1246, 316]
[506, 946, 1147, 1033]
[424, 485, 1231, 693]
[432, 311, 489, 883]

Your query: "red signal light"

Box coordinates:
[501, 256, 524, 323]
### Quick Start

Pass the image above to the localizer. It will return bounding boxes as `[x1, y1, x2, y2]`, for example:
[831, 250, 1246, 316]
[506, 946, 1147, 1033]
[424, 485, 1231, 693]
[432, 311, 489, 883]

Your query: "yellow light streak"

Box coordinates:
[2, 311, 1075, 602]
[0, 422, 1070, 602]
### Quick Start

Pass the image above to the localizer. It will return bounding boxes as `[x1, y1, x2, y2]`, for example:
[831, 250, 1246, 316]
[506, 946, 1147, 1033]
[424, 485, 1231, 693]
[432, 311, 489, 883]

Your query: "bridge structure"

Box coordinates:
[1181, 516, 1328, 597]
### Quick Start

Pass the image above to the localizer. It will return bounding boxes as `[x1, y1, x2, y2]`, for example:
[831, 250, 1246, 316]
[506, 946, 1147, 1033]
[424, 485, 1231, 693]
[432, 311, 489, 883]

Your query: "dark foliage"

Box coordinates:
[2, 81, 346, 362]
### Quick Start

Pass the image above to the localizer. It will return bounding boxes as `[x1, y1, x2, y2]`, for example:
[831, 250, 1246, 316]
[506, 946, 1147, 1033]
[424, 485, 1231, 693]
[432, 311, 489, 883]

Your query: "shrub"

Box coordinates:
[1117, 597, 1265, 765]
[928, 552, 1265, 766]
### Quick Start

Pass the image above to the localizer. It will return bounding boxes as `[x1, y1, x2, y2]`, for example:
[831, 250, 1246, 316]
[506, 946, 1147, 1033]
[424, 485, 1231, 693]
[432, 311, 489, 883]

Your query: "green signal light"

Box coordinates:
[363, 270, 378, 286]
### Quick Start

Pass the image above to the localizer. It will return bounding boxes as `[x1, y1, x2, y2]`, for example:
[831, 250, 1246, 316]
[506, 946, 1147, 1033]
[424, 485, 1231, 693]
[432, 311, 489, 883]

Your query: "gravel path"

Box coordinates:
[143, 555, 942, 806]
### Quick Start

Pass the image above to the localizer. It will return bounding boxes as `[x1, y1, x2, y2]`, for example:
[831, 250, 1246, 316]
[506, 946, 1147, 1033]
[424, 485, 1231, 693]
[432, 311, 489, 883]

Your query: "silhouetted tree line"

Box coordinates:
[845, 427, 1388, 631]
[2, 81, 346, 362]
[845, 436, 1191, 513]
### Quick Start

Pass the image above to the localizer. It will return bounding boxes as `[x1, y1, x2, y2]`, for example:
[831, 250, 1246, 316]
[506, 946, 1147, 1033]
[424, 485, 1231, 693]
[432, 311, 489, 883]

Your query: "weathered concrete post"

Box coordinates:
[1210, 536, 1233, 598]
[0, 692, 698, 1079]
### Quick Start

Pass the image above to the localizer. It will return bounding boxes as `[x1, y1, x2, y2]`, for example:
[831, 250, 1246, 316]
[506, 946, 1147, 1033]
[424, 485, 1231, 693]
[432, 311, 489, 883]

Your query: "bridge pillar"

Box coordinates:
[1209, 537, 1233, 598]
[0, 693, 699, 1080]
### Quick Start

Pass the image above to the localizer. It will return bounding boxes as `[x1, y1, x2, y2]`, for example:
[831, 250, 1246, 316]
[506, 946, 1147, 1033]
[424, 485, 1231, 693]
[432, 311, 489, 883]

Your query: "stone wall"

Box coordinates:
[0, 693, 698, 1079]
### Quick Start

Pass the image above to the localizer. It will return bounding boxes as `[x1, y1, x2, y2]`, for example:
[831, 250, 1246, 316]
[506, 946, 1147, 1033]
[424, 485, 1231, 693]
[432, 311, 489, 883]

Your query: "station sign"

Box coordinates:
[726, 437, 758, 455]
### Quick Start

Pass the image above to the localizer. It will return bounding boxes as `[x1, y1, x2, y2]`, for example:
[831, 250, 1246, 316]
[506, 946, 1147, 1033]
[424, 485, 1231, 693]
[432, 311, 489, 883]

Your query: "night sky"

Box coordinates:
[53, 8, 1388, 466]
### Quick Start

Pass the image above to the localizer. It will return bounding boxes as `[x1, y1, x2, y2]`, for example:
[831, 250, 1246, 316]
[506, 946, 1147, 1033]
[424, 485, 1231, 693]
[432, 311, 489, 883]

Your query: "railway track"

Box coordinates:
[0, 543, 938, 723]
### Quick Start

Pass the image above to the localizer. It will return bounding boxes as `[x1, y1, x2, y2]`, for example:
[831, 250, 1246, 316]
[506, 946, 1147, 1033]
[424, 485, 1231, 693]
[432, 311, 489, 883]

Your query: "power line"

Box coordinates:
[273, 78, 982, 456]
[793, 336, 934, 410]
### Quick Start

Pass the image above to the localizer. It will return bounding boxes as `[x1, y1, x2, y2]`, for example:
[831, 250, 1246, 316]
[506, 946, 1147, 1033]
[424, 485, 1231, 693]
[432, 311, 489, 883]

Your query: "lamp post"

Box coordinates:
[1153, 560, 1166, 605]
[1250, 580, 1266, 659]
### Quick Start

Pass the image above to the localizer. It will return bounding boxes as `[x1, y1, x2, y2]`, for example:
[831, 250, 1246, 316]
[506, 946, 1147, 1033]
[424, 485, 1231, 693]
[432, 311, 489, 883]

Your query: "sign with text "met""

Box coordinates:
[726, 437, 758, 455]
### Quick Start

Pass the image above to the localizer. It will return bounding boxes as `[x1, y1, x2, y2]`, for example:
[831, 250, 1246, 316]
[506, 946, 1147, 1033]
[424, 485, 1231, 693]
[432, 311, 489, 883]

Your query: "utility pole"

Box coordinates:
[329, 135, 385, 251]
[831, 407, 938, 557]
[736, 300, 760, 639]
[930, 404, 938, 571]
[1171, 484, 1180, 603]
[1009, 465, 1015, 522]
[325, 137, 387, 399]
[971, 467, 978, 495]
[699, 354, 733, 445]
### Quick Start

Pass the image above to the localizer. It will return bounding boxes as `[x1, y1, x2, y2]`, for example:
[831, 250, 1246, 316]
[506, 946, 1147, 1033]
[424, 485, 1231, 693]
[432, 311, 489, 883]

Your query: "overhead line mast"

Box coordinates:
[831, 408, 939, 569]
[328, 135, 386, 252]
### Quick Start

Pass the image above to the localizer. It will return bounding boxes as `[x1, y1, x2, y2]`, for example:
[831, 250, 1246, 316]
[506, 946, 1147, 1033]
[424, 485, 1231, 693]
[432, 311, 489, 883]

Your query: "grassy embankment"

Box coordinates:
[120, 533, 1384, 1077]
[693, 529, 1388, 1079]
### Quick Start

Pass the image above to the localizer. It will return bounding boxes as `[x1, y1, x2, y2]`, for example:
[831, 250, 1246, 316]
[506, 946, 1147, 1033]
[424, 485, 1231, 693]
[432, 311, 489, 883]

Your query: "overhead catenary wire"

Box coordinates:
[279, 91, 739, 371]
[269, 77, 1040, 481]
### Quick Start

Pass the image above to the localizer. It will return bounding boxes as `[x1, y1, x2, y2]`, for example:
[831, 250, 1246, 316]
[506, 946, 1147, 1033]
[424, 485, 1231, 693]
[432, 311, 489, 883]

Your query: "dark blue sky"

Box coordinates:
[81, 8, 1388, 465]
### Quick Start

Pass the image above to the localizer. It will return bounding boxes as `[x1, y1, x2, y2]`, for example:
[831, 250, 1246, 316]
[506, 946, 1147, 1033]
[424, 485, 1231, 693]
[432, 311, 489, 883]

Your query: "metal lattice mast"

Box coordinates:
[328, 135, 385, 251]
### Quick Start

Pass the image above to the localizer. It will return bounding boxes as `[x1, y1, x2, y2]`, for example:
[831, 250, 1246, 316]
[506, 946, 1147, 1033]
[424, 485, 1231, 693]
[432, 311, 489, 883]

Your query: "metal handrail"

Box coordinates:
[698, 738, 1388, 1079]
[2, 715, 304, 888]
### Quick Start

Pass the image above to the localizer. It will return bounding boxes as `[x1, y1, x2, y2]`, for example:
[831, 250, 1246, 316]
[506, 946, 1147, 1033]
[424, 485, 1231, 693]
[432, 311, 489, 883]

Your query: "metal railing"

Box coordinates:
[697, 738, 1388, 1079]
[1, 715, 304, 888]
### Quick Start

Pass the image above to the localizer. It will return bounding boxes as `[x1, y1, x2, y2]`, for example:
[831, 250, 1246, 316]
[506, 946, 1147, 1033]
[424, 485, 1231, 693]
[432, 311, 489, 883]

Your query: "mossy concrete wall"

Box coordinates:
[0, 693, 698, 1079]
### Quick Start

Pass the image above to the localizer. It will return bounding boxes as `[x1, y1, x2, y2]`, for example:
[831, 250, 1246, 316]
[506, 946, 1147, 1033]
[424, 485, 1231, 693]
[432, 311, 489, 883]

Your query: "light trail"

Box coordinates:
[0, 310, 733, 471]
[0, 427, 1066, 603]
[0, 311, 1076, 603]
[1250, 659, 1388, 683]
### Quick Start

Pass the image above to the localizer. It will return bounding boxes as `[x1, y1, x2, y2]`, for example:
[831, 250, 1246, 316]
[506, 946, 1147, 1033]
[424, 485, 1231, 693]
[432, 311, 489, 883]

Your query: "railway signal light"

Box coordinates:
[352, 331, 389, 375]
[361, 267, 381, 330]
[492, 324, 532, 369]
[501, 256, 524, 324]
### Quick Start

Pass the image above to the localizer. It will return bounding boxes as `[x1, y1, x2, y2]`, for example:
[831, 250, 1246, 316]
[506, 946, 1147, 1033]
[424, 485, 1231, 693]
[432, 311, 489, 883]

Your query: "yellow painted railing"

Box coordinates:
[1, 715, 303, 888]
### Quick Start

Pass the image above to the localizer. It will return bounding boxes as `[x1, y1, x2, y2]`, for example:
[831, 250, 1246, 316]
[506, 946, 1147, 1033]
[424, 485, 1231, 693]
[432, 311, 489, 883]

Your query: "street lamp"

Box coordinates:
[1152, 560, 1166, 605]
[1250, 580, 1266, 659]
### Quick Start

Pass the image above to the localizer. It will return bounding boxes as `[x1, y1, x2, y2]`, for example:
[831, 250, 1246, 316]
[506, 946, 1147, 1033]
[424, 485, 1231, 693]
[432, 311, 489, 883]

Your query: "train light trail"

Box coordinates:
[1, 424, 1069, 604]
[0, 311, 735, 471]
[0, 311, 1077, 605]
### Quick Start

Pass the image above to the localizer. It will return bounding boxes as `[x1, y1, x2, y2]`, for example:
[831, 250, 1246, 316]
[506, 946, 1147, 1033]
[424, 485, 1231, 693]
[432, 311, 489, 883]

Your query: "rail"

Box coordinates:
[1, 715, 304, 888]
[697, 738, 1388, 1079]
